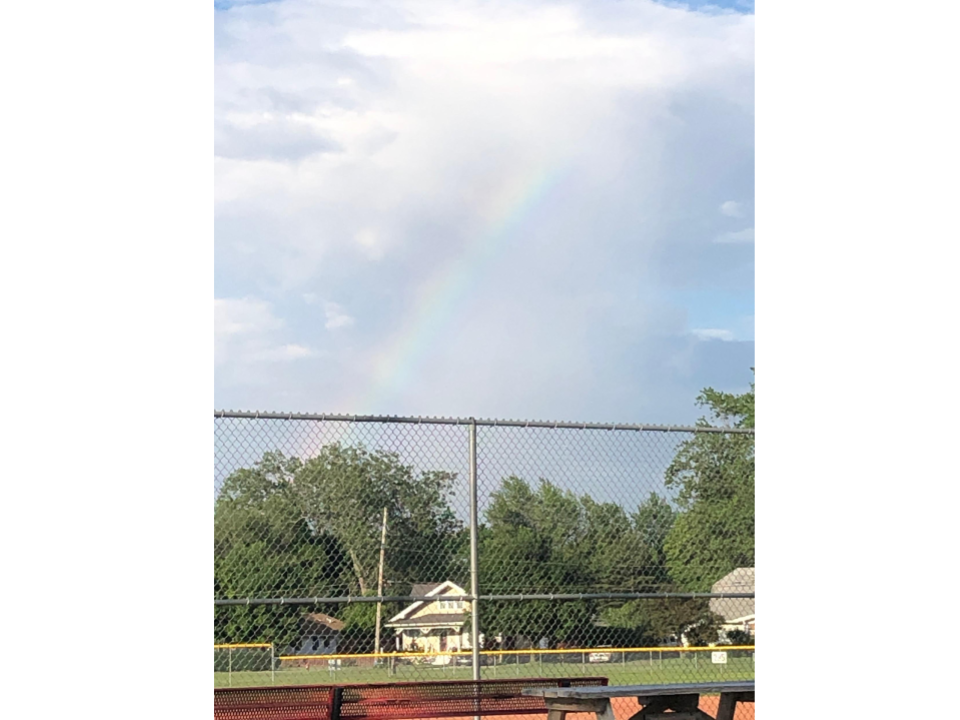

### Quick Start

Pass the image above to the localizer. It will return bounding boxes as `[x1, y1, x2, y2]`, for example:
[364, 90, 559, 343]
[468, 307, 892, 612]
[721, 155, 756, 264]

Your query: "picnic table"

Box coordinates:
[213, 677, 609, 720]
[522, 680, 754, 720]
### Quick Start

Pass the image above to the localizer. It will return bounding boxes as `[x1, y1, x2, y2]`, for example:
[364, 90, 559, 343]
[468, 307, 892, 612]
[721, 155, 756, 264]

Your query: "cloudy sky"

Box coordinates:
[214, 0, 755, 425]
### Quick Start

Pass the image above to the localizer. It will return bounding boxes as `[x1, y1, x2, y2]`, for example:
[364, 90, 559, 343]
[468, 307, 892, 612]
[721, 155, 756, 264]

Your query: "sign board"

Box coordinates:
[711, 651, 728, 664]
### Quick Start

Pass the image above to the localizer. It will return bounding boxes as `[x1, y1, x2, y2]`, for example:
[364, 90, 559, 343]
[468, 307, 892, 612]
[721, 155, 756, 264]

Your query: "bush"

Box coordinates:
[721, 629, 754, 646]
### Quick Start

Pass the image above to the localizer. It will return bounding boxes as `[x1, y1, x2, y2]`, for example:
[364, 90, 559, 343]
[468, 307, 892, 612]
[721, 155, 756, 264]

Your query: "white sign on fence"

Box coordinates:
[711, 651, 728, 664]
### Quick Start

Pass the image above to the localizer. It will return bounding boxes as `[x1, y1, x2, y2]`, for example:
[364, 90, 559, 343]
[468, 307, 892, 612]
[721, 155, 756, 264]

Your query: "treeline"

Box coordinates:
[214, 381, 754, 651]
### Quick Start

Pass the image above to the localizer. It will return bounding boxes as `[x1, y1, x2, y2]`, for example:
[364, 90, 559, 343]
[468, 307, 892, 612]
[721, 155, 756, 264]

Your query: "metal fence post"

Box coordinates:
[470, 420, 481, 680]
[470, 420, 481, 720]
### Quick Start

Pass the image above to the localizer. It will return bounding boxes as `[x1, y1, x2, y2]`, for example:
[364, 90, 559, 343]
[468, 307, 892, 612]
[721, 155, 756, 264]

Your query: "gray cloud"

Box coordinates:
[215, 118, 341, 162]
[214, 0, 755, 421]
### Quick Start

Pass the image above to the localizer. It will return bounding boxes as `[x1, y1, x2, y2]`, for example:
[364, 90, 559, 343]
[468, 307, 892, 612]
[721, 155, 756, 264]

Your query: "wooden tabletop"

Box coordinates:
[522, 681, 755, 699]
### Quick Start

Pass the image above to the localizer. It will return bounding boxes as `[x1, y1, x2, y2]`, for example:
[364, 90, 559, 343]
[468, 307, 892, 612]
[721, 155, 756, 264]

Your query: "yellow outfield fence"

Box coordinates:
[215, 643, 755, 688]
[213, 644, 755, 662]
[275, 645, 756, 662]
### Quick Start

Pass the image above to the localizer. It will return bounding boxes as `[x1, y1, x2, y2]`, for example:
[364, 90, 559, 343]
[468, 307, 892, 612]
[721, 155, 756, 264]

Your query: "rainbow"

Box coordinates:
[352, 162, 569, 415]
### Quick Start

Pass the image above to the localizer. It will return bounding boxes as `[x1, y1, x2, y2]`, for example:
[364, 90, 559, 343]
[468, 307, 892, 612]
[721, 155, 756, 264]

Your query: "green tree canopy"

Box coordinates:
[290, 443, 464, 595]
[663, 376, 755, 591]
[478, 477, 665, 645]
[214, 445, 465, 649]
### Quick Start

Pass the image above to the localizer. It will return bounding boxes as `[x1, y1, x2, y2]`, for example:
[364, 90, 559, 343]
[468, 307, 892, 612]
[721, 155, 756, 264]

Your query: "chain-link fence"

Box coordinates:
[214, 411, 755, 697]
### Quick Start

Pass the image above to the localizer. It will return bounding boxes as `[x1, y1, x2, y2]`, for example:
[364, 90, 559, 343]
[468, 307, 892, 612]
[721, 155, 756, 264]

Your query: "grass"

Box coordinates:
[214, 655, 754, 689]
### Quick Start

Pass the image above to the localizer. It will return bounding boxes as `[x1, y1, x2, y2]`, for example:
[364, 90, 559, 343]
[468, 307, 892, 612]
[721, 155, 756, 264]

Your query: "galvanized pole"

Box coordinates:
[469, 420, 481, 686]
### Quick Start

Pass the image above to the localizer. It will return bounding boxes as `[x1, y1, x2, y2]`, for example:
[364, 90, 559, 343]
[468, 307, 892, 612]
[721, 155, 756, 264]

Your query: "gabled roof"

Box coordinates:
[387, 581, 468, 623]
[709, 567, 755, 622]
[411, 583, 444, 597]
[720, 614, 755, 625]
[302, 612, 345, 631]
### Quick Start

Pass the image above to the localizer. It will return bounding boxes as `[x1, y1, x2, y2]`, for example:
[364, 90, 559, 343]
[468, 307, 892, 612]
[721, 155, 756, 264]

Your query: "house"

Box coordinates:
[709, 567, 755, 641]
[282, 611, 345, 667]
[385, 581, 472, 664]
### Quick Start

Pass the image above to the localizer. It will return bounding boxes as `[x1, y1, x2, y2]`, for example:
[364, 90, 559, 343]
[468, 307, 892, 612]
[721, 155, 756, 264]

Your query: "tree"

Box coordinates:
[594, 493, 724, 644]
[632, 492, 677, 580]
[601, 596, 720, 646]
[696, 380, 755, 430]
[215, 451, 349, 598]
[479, 478, 595, 645]
[722, 629, 753, 647]
[214, 452, 338, 649]
[478, 477, 665, 646]
[290, 443, 463, 595]
[663, 374, 755, 591]
[213, 445, 465, 650]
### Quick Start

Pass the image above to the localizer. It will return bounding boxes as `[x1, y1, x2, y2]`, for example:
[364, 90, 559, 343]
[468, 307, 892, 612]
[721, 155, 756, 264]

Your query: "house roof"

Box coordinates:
[388, 581, 468, 623]
[385, 612, 468, 629]
[720, 614, 755, 625]
[411, 583, 444, 597]
[709, 567, 755, 622]
[302, 612, 345, 631]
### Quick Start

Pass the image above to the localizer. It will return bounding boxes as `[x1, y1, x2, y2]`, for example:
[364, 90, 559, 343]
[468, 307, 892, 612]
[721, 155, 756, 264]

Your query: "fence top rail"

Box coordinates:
[214, 410, 754, 435]
[214, 592, 754, 605]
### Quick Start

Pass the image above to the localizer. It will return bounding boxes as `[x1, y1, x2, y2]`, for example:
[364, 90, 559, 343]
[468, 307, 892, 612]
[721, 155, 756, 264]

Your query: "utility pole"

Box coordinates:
[374, 508, 388, 665]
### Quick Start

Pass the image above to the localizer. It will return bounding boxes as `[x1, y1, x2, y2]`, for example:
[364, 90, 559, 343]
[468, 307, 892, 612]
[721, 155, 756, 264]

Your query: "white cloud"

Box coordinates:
[215, 116, 341, 162]
[714, 227, 755, 244]
[214, 1, 755, 420]
[215, 297, 282, 342]
[691, 328, 735, 342]
[215, 297, 318, 370]
[355, 228, 385, 261]
[256, 343, 317, 362]
[720, 200, 743, 217]
[324, 302, 355, 330]
[215, 0, 754, 280]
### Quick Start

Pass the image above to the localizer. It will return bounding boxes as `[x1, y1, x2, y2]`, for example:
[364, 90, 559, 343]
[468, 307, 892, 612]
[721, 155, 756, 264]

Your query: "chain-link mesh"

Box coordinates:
[214, 412, 754, 716]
